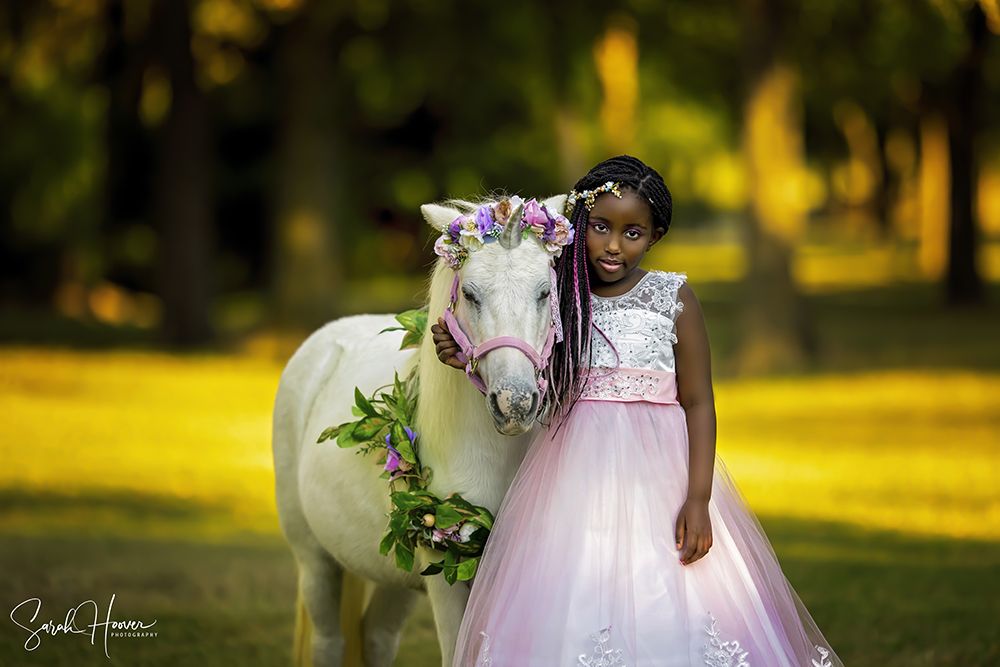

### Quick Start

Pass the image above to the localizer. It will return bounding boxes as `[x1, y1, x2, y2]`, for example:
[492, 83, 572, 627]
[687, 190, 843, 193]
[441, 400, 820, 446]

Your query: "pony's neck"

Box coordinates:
[414, 262, 527, 508]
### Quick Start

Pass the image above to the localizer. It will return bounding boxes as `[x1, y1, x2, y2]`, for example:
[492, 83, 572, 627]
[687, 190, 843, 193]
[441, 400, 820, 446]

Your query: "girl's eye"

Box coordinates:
[625, 230, 642, 240]
[590, 222, 608, 233]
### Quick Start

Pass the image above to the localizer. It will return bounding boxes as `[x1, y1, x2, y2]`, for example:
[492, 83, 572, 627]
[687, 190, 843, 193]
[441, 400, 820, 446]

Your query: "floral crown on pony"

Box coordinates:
[433, 196, 575, 269]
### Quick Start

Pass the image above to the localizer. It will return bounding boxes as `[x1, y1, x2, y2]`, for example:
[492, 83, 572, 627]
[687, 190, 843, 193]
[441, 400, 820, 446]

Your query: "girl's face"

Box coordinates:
[585, 190, 664, 295]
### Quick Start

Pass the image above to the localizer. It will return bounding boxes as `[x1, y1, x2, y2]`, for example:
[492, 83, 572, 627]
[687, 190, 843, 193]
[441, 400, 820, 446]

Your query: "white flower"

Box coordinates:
[458, 522, 478, 542]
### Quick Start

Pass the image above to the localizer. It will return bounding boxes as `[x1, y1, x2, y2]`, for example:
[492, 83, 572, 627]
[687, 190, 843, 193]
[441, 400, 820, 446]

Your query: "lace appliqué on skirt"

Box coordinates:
[578, 627, 625, 667]
[812, 646, 833, 667]
[703, 613, 750, 667]
[475, 632, 492, 667]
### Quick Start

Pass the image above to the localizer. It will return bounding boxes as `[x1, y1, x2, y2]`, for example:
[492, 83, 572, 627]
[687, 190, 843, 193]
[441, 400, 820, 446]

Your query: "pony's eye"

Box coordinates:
[538, 289, 550, 303]
[462, 290, 479, 306]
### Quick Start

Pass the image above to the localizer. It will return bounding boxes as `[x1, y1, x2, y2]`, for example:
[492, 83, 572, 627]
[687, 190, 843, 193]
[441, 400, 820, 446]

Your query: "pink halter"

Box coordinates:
[442, 267, 561, 396]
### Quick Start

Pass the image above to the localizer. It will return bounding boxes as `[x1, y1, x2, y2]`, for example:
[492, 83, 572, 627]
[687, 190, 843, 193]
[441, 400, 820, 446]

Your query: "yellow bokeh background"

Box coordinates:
[3, 348, 996, 544]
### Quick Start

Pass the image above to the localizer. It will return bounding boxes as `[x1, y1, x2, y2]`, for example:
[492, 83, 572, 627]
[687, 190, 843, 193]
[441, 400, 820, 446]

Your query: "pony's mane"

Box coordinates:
[443, 190, 517, 213]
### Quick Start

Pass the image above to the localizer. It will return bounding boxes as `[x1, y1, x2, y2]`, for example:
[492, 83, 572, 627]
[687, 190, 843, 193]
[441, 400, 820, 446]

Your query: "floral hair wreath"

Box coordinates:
[433, 196, 575, 270]
[566, 181, 622, 213]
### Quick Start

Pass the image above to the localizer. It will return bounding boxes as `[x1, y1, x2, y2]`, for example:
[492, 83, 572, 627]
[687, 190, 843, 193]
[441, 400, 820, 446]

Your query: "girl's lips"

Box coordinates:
[599, 259, 623, 272]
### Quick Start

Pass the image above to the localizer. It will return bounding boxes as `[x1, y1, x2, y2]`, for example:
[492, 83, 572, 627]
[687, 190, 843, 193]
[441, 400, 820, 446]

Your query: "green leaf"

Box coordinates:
[456, 557, 479, 581]
[350, 405, 365, 418]
[335, 422, 361, 448]
[390, 492, 429, 511]
[443, 566, 458, 585]
[420, 562, 444, 576]
[395, 543, 414, 572]
[443, 495, 477, 514]
[466, 511, 494, 531]
[399, 330, 422, 350]
[391, 422, 418, 464]
[354, 416, 387, 440]
[355, 387, 378, 417]
[389, 511, 410, 537]
[379, 531, 395, 556]
[317, 424, 345, 443]
[444, 549, 457, 567]
[434, 505, 464, 529]
[393, 309, 428, 336]
[380, 392, 398, 411]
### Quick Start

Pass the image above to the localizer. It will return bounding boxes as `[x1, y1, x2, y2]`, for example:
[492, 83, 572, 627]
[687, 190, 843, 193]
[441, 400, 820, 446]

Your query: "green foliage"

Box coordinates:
[380, 309, 429, 351]
[317, 314, 492, 585]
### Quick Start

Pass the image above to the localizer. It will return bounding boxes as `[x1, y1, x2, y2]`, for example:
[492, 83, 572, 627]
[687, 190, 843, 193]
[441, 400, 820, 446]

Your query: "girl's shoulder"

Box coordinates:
[605, 270, 686, 321]
[645, 270, 687, 293]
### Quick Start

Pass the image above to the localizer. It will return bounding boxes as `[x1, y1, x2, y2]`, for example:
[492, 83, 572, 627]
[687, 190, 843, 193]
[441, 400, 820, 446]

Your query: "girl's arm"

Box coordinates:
[672, 283, 716, 566]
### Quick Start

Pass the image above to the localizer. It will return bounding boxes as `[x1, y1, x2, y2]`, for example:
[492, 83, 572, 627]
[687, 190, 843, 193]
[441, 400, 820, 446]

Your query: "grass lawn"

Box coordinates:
[1, 283, 998, 666]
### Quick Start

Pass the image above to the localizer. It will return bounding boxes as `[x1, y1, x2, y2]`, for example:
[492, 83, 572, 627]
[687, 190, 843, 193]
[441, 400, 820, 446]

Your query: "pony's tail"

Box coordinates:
[292, 574, 367, 667]
[293, 587, 312, 667]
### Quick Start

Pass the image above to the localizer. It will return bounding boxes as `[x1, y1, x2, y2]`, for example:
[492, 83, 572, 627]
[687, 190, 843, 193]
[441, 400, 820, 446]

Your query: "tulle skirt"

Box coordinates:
[453, 400, 843, 667]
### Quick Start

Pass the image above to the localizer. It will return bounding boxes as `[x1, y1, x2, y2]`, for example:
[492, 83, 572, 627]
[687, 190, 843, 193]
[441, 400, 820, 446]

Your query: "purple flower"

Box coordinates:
[448, 216, 464, 242]
[431, 524, 460, 543]
[383, 442, 403, 478]
[383, 427, 418, 479]
[475, 205, 495, 236]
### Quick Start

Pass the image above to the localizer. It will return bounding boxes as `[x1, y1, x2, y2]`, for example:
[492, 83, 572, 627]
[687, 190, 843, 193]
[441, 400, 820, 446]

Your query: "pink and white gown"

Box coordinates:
[452, 271, 843, 667]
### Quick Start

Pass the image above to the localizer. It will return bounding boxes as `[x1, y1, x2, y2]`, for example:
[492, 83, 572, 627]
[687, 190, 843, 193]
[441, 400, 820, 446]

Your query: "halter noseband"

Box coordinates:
[442, 268, 561, 396]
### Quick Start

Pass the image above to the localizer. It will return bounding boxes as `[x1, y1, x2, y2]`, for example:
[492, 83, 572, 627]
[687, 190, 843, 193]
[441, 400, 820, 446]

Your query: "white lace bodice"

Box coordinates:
[589, 271, 686, 373]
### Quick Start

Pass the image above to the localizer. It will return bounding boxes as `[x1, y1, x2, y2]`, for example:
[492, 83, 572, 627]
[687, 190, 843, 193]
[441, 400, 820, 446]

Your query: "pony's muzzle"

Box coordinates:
[487, 384, 539, 436]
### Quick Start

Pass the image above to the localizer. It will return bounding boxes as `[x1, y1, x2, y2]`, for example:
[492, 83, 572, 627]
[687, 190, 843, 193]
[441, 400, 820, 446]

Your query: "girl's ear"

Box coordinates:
[542, 194, 568, 216]
[420, 203, 462, 232]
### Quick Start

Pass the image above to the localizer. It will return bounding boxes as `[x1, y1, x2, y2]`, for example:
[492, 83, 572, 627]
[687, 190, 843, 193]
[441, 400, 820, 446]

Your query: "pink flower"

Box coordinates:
[431, 524, 459, 543]
[546, 216, 574, 254]
[524, 199, 548, 236]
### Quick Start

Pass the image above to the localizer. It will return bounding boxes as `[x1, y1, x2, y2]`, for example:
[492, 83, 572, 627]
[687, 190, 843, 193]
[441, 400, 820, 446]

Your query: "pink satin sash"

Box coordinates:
[578, 368, 678, 405]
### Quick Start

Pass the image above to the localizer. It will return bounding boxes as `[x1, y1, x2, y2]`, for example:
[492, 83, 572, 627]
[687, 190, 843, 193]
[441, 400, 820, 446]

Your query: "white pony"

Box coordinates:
[273, 194, 567, 667]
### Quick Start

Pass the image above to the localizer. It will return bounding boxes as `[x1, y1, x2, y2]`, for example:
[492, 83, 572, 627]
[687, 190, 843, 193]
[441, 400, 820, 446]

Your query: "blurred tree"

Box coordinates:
[148, 0, 215, 344]
[737, 0, 812, 374]
[943, 0, 992, 304]
[271, 0, 347, 330]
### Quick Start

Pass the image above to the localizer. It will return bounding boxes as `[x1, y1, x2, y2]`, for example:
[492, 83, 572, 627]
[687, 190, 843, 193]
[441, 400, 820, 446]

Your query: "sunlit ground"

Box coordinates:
[1, 321, 998, 665]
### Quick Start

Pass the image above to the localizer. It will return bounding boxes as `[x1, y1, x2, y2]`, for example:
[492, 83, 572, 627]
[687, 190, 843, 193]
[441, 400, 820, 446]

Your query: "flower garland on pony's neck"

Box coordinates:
[433, 196, 575, 269]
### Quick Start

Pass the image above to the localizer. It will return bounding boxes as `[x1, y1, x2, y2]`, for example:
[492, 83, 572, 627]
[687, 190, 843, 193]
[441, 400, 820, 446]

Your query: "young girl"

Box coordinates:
[432, 156, 842, 667]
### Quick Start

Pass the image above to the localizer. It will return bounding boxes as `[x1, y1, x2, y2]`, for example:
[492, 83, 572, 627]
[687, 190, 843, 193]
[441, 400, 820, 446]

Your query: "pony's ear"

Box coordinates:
[543, 194, 568, 216]
[420, 203, 461, 232]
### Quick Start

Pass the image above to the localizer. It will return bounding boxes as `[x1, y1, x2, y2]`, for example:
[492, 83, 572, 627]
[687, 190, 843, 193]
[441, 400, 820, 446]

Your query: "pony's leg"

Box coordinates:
[297, 548, 347, 667]
[361, 585, 421, 667]
[425, 576, 472, 667]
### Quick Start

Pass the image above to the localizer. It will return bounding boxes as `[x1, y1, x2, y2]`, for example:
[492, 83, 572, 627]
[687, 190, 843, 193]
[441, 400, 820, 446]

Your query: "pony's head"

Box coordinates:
[421, 194, 569, 435]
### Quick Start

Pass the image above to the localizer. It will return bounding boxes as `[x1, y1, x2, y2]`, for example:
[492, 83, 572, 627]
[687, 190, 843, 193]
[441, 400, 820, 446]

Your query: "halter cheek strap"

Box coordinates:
[443, 267, 561, 396]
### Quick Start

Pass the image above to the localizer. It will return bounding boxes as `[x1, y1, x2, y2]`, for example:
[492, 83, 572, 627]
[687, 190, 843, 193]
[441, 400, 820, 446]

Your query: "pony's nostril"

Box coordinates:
[529, 392, 539, 417]
[489, 392, 501, 417]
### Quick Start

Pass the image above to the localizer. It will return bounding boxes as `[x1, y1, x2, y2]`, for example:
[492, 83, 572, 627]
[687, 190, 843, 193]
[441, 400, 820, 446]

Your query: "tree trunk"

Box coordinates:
[271, 2, 345, 331]
[945, 2, 988, 305]
[151, 0, 214, 345]
[737, 0, 811, 374]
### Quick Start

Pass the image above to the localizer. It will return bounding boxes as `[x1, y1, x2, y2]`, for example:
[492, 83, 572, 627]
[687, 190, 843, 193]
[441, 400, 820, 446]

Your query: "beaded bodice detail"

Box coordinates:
[588, 270, 686, 374]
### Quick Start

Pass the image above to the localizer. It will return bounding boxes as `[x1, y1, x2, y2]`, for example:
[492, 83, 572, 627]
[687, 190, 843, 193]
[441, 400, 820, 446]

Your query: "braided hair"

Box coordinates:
[546, 155, 673, 423]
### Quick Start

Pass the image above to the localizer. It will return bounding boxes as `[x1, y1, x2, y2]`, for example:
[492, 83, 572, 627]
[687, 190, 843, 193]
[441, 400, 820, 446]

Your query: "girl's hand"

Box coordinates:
[431, 318, 465, 369]
[675, 498, 713, 566]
